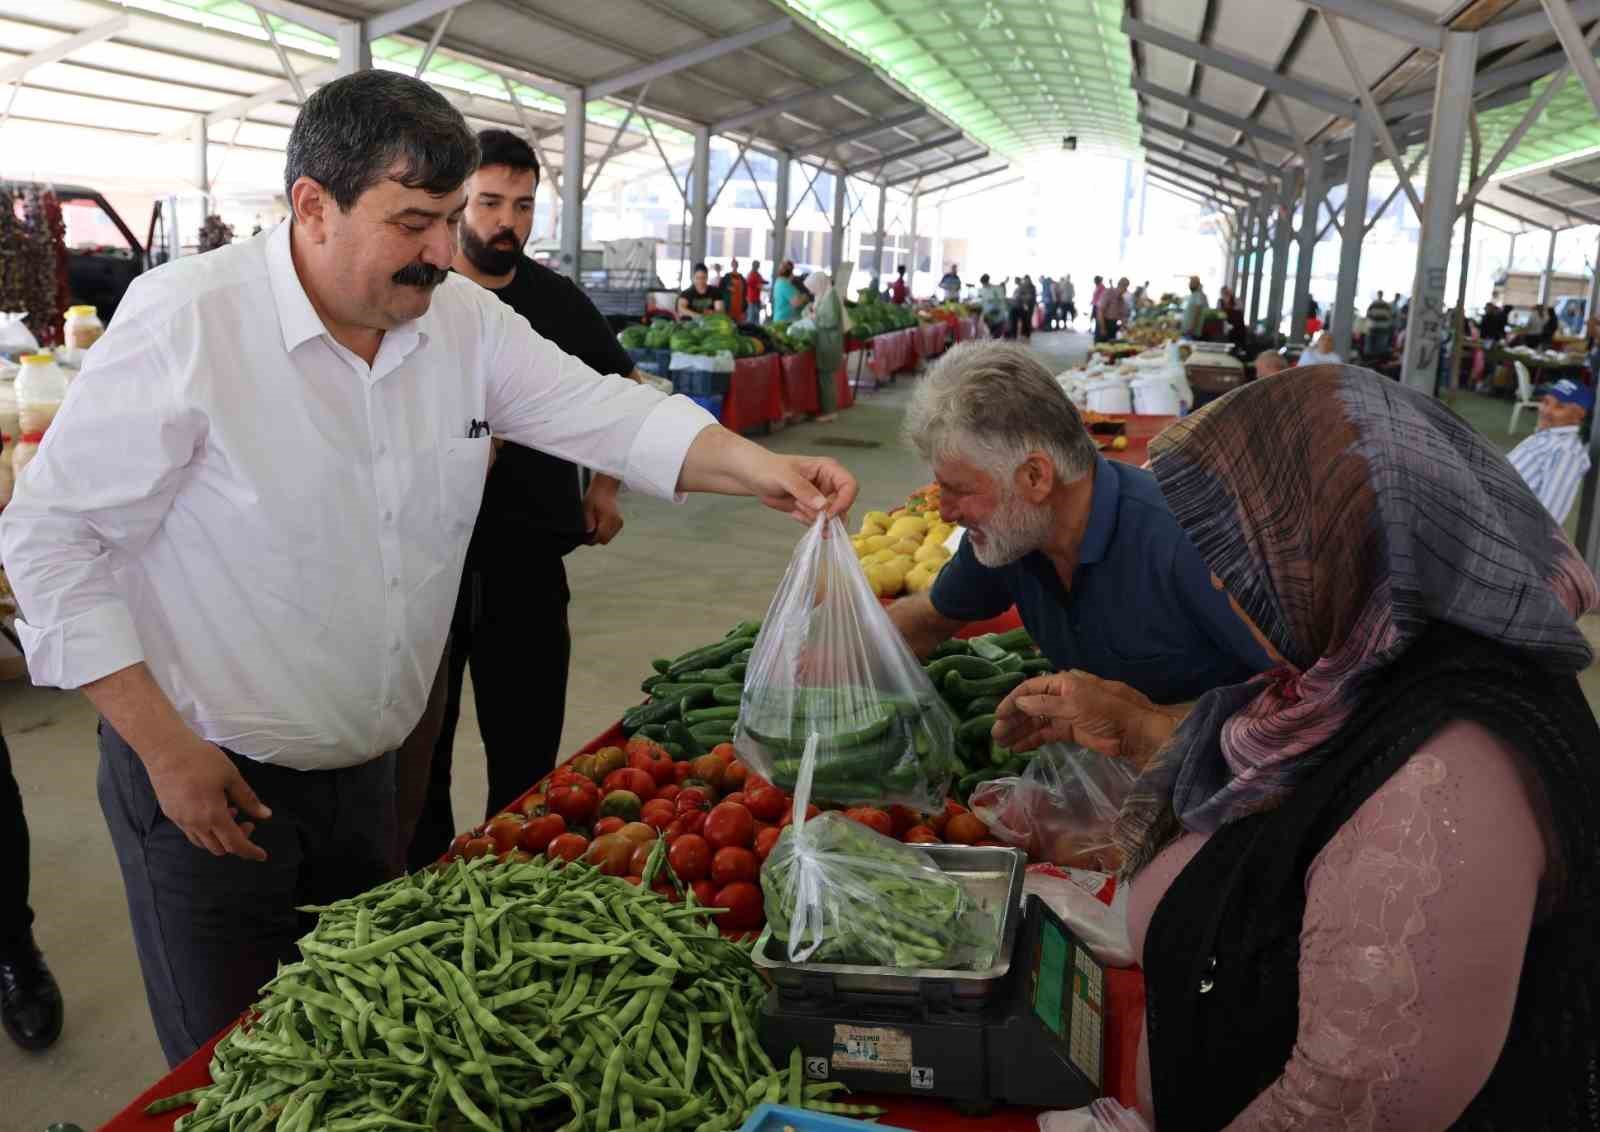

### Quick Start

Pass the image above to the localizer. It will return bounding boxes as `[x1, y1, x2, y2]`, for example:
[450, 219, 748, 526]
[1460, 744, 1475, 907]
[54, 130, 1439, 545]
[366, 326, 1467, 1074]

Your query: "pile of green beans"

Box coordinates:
[145, 853, 882, 1130]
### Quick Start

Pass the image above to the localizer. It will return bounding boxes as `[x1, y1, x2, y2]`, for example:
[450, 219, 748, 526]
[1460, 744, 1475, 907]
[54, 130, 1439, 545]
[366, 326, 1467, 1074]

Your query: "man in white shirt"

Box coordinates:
[0, 71, 856, 1066]
[1506, 378, 1593, 526]
[1180, 275, 1208, 338]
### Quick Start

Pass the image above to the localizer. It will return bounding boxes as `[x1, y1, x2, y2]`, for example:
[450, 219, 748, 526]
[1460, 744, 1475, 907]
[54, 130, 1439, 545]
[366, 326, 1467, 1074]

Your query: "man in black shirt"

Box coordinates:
[404, 129, 646, 869]
[677, 263, 725, 318]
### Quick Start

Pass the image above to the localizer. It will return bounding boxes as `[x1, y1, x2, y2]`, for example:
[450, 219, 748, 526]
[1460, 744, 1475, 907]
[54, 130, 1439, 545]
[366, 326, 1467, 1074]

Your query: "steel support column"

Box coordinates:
[908, 190, 920, 290]
[1248, 196, 1268, 329]
[1448, 195, 1477, 391]
[1333, 114, 1376, 361]
[689, 126, 710, 267]
[1401, 31, 1476, 394]
[1539, 228, 1557, 304]
[559, 88, 585, 278]
[1266, 188, 1293, 338]
[830, 172, 847, 279]
[335, 20, 369, 76]
[192, 113, 209, 214]
[1292, 149, 1324, 340]
[771, 152, 791, 265]
[1587, 231, 1600, 319]
[872, 182, 888, 285]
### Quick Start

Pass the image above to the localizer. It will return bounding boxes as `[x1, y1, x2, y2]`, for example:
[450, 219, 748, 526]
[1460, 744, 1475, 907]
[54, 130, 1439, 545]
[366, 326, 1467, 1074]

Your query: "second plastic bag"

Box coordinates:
[969, 744, 1138, 873]
[735, 515, 959, 812]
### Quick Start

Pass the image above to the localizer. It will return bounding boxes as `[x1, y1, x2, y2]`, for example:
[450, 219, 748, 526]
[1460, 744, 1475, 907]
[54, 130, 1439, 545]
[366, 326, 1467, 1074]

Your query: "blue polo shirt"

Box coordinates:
[929, 455, 1270, 703]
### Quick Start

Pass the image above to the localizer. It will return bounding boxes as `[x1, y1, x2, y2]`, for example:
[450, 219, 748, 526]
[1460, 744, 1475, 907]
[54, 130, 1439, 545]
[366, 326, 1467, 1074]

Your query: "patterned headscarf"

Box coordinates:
[1116, 365, 1599, 873]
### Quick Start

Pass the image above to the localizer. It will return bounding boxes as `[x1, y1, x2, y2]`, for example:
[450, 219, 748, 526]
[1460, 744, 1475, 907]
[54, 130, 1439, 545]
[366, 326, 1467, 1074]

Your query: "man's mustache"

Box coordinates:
[393, 262, 449, 288]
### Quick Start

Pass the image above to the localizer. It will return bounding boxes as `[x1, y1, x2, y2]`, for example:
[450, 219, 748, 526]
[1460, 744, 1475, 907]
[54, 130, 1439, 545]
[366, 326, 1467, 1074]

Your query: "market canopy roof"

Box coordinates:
[0, 0, 1002, 197]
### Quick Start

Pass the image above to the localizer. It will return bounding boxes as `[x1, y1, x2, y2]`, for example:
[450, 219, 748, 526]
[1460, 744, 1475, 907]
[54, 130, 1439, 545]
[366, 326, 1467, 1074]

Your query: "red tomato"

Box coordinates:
[519, 813, 567, 854]
[721, 791, 747, 808]
[651, 880, 681, 903]
[676, 787, 713, 815]
[546, 833, 589, 862]
[944, 813, 988, 846]
[519, 792, 547, 819]
[689, 879, 717, 907]
[548, 780, 599, 826]
[485, 814, 525, 854]
[667, 834, 711, 881]
[661, 817, 687, 842]
[447, 832, 472, 860]
[778, 804, 821, 829]
[655, 784, 681, 804]
[461, 836, 494, 859]
[618, 822, 657, 845]
[945, 799, 969, 819]
[754, 826, 782, 862]
[886, 805, 921, 838]
[547, 766, 582, 788]
[673, 762, 693, 785]
[602, 768, 656, 801]
[628, 841, 656, 877]
[710, 846, 759, 886]
[903, 825, 941, 844]
[844, 807, 894, 838]
[629, 744, 676, 786]
[678, 811, 707, 837]
[710, 742, 737, 765]
[927, 810, 950, 836]
[503, 849, 533, 863]
[583, 833, 635, 876]
[703, 802, 755, 850]
[640, 798, 676, 831]
[592, 816, 626, 839]
[713, 881, 764, 931]
[623, 875, 643, 886]
[721, 761, 748, 790]
[745, 786, 788, 823]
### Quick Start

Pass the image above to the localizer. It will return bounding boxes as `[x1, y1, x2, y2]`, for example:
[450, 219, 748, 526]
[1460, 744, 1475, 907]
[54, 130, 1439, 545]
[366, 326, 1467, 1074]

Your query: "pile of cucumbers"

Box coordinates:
[923, 627, 1058, 801]
[623, 619, 762, 758]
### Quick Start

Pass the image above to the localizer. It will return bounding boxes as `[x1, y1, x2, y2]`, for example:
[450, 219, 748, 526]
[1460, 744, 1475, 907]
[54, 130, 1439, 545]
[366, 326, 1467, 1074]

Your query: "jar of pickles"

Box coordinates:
[13, 352, 68, 479]
[63, 304, 104, 352]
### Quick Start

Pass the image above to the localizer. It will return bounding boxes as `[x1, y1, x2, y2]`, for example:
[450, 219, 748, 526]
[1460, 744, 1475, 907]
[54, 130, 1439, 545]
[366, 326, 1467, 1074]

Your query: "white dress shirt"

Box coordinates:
[1507, 424, 1591, 526]
[0, 221, 715, 770]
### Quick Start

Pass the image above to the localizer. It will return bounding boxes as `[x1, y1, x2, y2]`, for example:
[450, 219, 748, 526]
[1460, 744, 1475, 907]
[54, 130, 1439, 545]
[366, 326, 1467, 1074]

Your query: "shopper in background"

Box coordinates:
[400, 128, 640, 872]
[1008, 276, 1034, 340]
[977, 273, 1007, 338]
[1507, 378, 1593, 526]
[1253, 349, 1288, 378]
[745, 259, 766, 322]
[1095, 276, 1130, 343]
[1180, 275, 1208, 338]
[771, 260, 807, 323]
[1480, 301, 1507, 344]
[709, 263, 723, 290]
[1296, 330, 1342, 366]
[939, 264, 962, 301]
[890, 342, 1270, 704]
[676, 263, 724, 318]
[888, 264, 909, 305]
[721, 258, 747, 322]
[1304, 296, 1322, 335]
[1038, 275, 1055, 328]
[0, 726, 62, 1051]
[1090, 274, 1106, 316]
[993, 367, 1599, 1129]
[0, 70, 857, 1067]
[1132, 280, 1149, 309]
[1060, 274, 1077, 326]
[806, 271, 843, 424]
[1364, 290, 1395, 358]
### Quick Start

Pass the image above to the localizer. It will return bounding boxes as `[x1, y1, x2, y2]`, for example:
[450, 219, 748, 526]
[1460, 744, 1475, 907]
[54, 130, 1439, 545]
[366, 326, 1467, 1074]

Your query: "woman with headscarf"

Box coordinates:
[806, 270, 843, 423]
[993, 365, 1600, 1130]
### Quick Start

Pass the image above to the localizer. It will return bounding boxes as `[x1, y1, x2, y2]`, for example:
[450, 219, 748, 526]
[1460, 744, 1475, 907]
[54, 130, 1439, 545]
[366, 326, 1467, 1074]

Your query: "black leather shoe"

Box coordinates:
[0, 935, 63, 1051]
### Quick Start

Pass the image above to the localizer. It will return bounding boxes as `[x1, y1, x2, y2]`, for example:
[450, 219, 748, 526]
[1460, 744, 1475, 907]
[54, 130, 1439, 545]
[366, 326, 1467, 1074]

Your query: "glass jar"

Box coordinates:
[13, 353, 68, 479]
[0, 375, 16, 508]
[63, 304, 104, 352]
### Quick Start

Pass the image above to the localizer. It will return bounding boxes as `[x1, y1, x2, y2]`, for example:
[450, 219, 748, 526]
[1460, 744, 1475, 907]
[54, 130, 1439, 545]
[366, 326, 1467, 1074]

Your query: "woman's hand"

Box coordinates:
[992, 670, 1185, 768]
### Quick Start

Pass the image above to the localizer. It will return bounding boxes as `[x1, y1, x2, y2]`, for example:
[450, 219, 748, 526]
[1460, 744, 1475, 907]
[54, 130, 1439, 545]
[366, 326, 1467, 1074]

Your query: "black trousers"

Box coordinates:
[0, 727, 32, 956]
[98, 723, 395, 1067]
[406, 556, 571, 872]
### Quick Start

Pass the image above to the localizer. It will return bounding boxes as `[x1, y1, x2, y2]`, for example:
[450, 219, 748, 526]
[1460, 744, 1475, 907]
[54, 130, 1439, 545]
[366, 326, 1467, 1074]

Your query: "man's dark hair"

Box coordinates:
[284, 71, 479, 210]
[477, 128, 540, 182]
[692, 262, 708, 274]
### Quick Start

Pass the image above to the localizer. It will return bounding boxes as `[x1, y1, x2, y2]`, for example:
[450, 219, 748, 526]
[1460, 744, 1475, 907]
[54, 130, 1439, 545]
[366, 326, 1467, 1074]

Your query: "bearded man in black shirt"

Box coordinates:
[403, 129, 648, 869]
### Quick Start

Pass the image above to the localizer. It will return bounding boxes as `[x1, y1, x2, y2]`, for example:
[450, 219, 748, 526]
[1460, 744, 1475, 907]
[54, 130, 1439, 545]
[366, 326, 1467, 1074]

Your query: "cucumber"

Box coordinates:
[968, 636, 1009, 662]
[991, 628, 1035, 651]
[666, 635, 751, 677]
[689, 721, 737, 746]
[683, 705, 740, 725]
[962, 695, 1003, 718]
[944, 670, 1025, 702]
[639, 682, 716, 702]
[734, 648, 753, 665]
[659, 742, 686, 760]
[636, 724, 670, 741]
[993, 653, 1024, 673]
[1020, 658, 1055, 676]
[711, 683, 743, 706]
[725, 619, 762, 639]
[957, 714, 996, 748]
[622, 695, 691, 733]
[666, 720, 702, 758]
[926, 638, 971, 660]
[651, 658, 672, 674]
[744, 702, 896, 755]
[925, 654, 1001, 682]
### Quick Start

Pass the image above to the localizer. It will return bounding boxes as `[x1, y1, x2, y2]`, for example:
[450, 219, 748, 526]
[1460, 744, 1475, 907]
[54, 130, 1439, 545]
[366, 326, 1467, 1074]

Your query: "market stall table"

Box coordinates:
[720, 353, 784, 434]
[780, 350, 820, 415]
[916, 321, 949, 361]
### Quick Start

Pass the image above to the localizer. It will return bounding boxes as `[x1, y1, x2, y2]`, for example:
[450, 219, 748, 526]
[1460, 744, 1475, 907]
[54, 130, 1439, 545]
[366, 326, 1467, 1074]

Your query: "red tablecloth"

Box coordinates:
[866, 327, 918, 380]
[916, 321, 949, 360]
[834, 354, 855, 410]
[103, 604, 1146, 1132]
[953, 314, 984, 342]
[779, 350, 820, 415]
[1102, 413, 1176, 467]
[720, 354, 782, 433]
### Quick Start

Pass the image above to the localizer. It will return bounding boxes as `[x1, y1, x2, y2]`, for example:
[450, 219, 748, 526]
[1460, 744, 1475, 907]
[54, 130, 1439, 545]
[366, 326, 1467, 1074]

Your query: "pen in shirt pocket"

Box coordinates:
[467, 418, 489, 438]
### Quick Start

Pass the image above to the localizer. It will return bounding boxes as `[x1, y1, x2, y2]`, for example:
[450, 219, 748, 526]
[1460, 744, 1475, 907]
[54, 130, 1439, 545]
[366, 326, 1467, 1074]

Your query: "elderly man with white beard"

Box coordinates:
[890, 342, 1270, 704]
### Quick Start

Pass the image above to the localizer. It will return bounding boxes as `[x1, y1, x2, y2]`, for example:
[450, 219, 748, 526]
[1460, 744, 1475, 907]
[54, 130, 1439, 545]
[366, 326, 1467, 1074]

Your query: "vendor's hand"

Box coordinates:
[992, 670, 1183, 767]
[753, 452, 857, 525]
[145, 736, 272, 860]
[582, 476, 624, 545]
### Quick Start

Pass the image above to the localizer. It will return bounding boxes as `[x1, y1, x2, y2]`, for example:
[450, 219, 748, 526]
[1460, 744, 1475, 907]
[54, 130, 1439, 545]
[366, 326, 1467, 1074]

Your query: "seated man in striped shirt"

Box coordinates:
[1507, 378, 1593, 526]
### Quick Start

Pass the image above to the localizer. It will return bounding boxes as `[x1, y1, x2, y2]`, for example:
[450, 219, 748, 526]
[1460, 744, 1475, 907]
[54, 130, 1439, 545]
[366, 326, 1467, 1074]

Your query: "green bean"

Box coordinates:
[595, 1042, 626, 1130]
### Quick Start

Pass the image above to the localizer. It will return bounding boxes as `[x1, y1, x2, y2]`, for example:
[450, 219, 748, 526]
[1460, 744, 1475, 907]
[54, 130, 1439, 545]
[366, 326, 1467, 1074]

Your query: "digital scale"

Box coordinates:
[753, 846, 1107, 1115]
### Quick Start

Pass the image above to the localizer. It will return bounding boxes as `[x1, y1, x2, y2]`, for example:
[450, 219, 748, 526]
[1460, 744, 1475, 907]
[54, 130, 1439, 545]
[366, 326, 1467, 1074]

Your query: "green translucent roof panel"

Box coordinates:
[782, 0, 1138, 158]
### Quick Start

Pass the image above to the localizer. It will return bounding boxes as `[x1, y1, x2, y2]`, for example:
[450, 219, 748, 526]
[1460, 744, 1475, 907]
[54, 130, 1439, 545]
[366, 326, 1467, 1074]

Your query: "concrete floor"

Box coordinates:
[3, 331, 1596, 1128]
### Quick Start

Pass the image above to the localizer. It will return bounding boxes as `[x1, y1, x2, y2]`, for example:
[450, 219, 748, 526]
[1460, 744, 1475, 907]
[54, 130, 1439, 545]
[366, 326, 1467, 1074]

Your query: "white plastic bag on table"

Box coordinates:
[761, 759, 999, 967]
[1024, 865, 1135, 968]
[1038, 1098, 1150, 1132]
[0, 312, 38, 359]
[735, 515, 958, 811]
[970, 743, 1137, 873]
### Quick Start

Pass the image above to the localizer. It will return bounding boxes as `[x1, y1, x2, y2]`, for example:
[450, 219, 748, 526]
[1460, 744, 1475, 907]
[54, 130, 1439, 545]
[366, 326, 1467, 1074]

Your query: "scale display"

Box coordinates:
[1028, 901, 1105, 1090]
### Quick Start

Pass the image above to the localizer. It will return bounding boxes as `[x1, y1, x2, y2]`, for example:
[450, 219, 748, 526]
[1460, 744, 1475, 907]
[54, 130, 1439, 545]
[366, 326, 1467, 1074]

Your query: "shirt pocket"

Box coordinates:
[439, 437, 492, 538]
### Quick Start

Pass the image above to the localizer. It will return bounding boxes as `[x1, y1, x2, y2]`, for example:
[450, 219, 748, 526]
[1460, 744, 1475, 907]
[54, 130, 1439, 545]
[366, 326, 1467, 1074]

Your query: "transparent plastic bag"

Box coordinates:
[761, 801, 1000, 968]
[735, 515, 959, 811]
[969, 744, 1137, 873]
[1038, 1098, 1150, 1132]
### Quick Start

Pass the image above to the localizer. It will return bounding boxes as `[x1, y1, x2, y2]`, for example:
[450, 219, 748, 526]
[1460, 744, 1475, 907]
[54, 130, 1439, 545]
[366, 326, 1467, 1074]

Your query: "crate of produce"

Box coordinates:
[739, 1103, 881, 1130]
[626, 346, 671, 378]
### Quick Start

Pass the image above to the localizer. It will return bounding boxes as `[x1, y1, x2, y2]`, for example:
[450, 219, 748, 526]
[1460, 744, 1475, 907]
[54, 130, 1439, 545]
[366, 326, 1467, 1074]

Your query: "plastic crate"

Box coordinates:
[672, 367, 733, 396]
[686, 393, 725, 417]
[627, 347, 671, 377]
[737, 1104, 880, 1131]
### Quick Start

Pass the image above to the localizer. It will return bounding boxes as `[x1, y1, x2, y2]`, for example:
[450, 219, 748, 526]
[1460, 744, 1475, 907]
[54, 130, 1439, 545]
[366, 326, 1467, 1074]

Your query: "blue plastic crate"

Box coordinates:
[687, 393, 725, 417]
[737, 1104, 881, 1131]
[672, 367, 733, 396]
